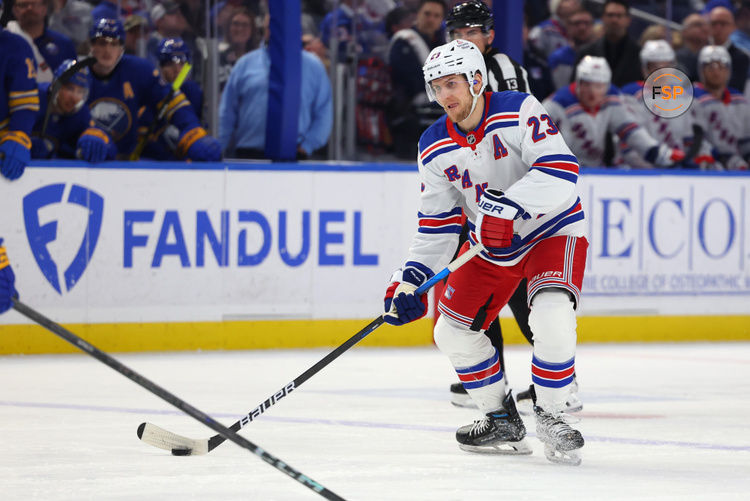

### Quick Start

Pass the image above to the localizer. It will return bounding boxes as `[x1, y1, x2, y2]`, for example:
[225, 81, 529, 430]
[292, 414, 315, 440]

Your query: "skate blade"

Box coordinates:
[543, 444, 582, 466]
[458, 438, 533, 455]
[450, 394, 478, 409]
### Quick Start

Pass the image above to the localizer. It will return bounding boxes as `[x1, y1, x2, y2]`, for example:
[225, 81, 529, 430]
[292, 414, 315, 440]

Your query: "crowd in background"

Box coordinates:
[2, 0, 750, 171]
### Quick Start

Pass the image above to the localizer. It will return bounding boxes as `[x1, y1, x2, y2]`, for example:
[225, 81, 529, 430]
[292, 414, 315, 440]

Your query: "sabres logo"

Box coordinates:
[89, 97, 132, 141]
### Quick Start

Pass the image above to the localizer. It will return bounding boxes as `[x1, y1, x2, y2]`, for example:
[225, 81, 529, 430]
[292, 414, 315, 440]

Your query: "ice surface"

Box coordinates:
[1, 342, 749, 500]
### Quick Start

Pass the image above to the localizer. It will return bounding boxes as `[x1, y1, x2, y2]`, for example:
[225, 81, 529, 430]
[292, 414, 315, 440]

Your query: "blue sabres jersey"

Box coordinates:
[139, 79, 204, 160]
[0, 31, 40, 135]
[35, 29, 77, 74]
[88, 54, 200, 157]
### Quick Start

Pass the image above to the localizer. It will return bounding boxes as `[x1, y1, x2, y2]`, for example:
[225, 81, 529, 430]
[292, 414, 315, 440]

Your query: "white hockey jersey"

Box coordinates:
[691, 83, 750, 170]
[543, 83, 663, 167]
[406, 91, 585, 278]
[620, 80, 714, 168]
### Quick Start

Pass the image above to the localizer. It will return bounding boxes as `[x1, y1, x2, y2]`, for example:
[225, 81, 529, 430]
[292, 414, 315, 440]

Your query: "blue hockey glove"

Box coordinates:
[0, 239, 19, 315]
[383, 265, 431, 326]
[177, 127, 222, 161]
[31, 137, 55, 159]
[0, 131, 32, 181]
[77, 128, 112, 163]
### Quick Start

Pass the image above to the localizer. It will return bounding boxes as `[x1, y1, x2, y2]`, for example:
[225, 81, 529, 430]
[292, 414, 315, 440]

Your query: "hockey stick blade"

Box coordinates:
[137, 244, 484, 456]
[136, 422, 208, 456]
[12, 299, 346, 500]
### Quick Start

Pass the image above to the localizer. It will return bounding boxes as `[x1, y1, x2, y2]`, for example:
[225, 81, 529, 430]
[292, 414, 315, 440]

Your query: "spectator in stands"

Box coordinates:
[708, 5, 749, 92]
[124, 14, 149, 56]
[528, 0, 581, 59]
[219, 7, 257, 91]
[303, 33, 330, 71]
[147, 1, 188, 66]
[638, 24, 681, 48]
[388, 0, 446, 160]
[218, 13, 332, 159]
[676, 13, 710, 81]
[319, 0, 384, 60]
[384, 6, 414, 39]
[523, 14, 555, 100]
[548, 8, 594, 89]
[544, 56, 684, 168]
[692, 45, 750, 170]
[48, 0, 93, 55]
[576, 0, 641, 87]
[31, 59, 116, 162]
[620, 41, 719, 170]
[8, 0, 76, 81]
[139, 38, 204, 160]
[731, 2, 750, 55]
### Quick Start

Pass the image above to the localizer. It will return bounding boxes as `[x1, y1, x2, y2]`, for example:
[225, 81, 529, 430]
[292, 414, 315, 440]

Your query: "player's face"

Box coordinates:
[702, 62, 730, 88]
[415, 2, 445, 35]
[430, 74, 473, 122]
[449, 27, 492, 53]
[57, 83, 86, 114]
[91, 38, 124, 74]
[160, 61, 184, 84]
[12, 0, 46, 26]
[645, 60, 673, 75]
[577, 80, 608, 109]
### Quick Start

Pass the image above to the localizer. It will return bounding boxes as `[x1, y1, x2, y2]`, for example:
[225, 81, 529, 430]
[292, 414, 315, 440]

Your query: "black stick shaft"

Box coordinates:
[12, 299, 346, 501]
[206, 316, 385, 451]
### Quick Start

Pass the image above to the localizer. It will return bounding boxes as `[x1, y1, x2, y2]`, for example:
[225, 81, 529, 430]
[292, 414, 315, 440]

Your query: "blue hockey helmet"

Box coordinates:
[157, 37, 191, 66]
[89, 18, 125, 44]
[52, 59, 91, 114]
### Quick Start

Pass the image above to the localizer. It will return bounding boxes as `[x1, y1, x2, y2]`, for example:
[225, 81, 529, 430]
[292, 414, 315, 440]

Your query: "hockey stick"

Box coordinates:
[129, 62, 191, 161]
[138, 244, 485, 456]
[40, 56, 96, 137]
[11, 299, 346, 501]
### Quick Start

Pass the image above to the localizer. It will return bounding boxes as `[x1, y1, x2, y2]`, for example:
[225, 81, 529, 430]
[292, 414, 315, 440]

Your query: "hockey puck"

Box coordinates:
[172, 448, 192, 456]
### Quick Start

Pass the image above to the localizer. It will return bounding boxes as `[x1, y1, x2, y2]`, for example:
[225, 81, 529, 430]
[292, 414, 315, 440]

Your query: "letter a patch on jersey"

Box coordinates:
[123, 82, 135, 100]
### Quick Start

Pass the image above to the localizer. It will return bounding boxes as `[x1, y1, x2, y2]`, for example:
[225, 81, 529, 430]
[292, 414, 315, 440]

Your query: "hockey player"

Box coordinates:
[384, 39, 586, 465]
[691, 45, 750, 171]
[31, 59, 116, 162]
[544, 56, 685, 168]
[444, 0, 582, 415]
[86, 18, 220, 161]
[1, 0, 40, 181]
[138, 37, 204, 160]
[0, 238, 18, 315]
[620, 41, 718, 169]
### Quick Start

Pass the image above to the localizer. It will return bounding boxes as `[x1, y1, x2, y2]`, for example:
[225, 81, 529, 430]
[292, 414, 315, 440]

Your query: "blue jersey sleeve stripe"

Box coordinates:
[418, 207, 463, 219]
[418, 226, 462, 234]
[531, 166, 578, 183]
[534, 154, 578, 164]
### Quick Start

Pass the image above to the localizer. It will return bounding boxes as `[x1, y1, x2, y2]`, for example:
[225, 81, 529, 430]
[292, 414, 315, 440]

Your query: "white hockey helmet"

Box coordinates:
[576, 56, 612, 84]
[423, 38, 487, 102]
[640, 40, 675, 66]
[698, 45, 731, 82]
[698, 45, 731, 68]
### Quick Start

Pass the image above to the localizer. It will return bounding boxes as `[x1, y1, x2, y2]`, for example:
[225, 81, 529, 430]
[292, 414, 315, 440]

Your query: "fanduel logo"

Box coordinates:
[23, 184, 104, 294]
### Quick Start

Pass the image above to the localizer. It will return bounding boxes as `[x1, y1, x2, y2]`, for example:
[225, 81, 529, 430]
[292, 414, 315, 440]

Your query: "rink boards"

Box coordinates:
[1, 161, 749, 353]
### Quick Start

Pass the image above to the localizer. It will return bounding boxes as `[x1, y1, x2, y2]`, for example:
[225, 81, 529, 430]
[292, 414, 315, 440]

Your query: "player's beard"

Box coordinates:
[444, 99, 472, 125]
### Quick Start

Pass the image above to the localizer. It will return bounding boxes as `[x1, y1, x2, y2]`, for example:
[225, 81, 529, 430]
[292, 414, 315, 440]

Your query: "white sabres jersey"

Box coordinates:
[408, 91, 586, 276]
[543, 83, 660, 167]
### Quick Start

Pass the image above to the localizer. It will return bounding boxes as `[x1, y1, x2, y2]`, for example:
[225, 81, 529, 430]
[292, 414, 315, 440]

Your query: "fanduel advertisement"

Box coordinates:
[1, 164, 748, 325]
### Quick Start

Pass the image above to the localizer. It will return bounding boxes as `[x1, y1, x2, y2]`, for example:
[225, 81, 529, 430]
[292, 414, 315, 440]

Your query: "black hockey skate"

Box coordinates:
[455, 391, 532, 455]
[449, 382, 477, 408]
[516, 375, 582, 415]
[534, 405, 585, 466]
